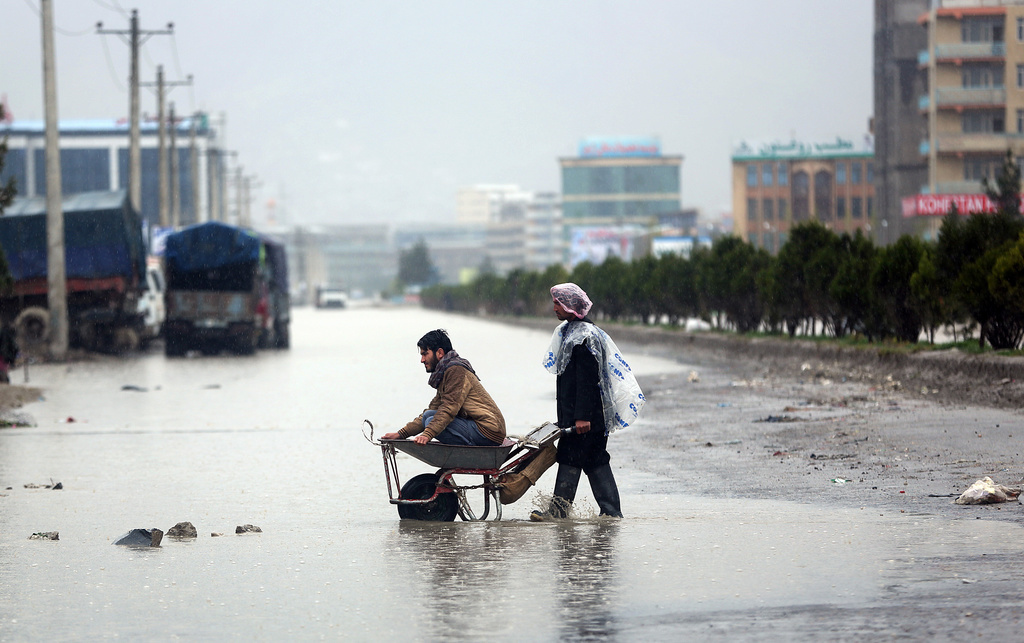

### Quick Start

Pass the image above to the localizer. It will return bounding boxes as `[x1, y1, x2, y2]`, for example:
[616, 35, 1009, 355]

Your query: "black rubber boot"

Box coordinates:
[588, 463, 623, 517]
[530, 464, 581, 521]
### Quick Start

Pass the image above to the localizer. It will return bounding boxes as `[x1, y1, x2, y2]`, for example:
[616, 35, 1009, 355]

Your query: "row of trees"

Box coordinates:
[422, 209, 1024, 350]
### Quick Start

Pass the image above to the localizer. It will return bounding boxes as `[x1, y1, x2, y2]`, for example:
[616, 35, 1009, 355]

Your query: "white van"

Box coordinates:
[138, 263, 166, 344]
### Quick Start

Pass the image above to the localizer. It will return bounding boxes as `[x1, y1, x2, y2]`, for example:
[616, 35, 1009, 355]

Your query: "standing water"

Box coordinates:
[1, 308, 1021, 640]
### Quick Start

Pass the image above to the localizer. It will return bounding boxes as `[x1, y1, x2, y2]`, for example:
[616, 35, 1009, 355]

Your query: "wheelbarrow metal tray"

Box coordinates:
[383, 438, 515, 469]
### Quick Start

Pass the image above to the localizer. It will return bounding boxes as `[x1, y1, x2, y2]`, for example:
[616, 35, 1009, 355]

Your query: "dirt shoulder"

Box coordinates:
[0, 384, 42, 416]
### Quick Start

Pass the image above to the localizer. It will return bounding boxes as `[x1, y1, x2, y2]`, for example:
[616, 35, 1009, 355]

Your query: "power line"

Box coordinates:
[20, 0, 95, 36]
[90, 0, 128, 17]
[99, 33, 126, 92]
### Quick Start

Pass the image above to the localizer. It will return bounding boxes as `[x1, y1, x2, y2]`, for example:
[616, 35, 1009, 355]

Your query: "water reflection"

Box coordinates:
[553, 521, 620, 641]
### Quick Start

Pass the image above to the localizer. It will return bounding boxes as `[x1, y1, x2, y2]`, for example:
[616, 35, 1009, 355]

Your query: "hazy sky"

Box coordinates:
[5, 1, 873, 227]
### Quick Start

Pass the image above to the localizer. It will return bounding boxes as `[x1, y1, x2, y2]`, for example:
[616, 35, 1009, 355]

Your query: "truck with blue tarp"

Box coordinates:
[0, 190, 148, 352]
[162, 221, 289, 356]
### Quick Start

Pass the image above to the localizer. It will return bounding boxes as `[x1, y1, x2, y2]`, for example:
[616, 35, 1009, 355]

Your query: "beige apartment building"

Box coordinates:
[731, 138, 876, 253]
[909, 0, 1024, 237]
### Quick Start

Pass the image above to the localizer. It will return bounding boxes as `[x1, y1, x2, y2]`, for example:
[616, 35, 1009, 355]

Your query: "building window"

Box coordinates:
[836, 163, 846, 185]
[851, 163, 862, 185]
[747, 198, 757, 221]
[1017, 64, 1024, 88]
[778, 163, 788, 186]
[747, 164, 758, 187]
[866, 162, 874, 183]
[867, 197, 874, 218]
[763, 233, 775, 253]
[1018, 17, 1024, 41]
[763, 198, 774, 221]
[964, 110, 1006, 133]
[778, 198, 788, 221]
[852, 197, 863, 219]
[792, 171, 810, 222]
[962, 16, 1004, 43]
[837, 197, 846, 219]
[748, 232, 758, 245]
[814, 170, 833, 221]
[762, 164, 773, 187]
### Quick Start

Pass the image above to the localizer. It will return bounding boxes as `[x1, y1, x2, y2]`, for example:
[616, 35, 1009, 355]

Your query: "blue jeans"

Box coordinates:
[422, 410, 496, 446]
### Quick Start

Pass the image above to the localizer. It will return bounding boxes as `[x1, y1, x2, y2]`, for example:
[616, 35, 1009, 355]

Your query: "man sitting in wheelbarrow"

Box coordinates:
[381, 329, 506, 446]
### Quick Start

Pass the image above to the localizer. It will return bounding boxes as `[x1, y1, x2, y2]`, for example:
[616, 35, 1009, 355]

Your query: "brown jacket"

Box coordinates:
[399, 365, 506, 443]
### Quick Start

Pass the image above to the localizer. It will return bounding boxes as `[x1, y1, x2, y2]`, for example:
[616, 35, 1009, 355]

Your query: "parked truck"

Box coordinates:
[163, 221, 289, 356]
[0, 190, 148, 352]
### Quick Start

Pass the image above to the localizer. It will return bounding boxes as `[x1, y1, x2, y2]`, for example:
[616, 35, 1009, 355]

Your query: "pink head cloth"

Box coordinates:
[551, 283, 592, 319]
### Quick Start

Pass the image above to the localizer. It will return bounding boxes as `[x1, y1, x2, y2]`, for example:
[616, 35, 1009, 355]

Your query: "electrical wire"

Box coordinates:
[169, 34, 197, 112]
[20, 0, 96, 36]
[99, 31, 126, 93]
[90, 0, 129, 17]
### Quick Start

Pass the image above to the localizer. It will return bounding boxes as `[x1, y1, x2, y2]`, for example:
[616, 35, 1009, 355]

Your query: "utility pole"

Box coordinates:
[97, 11, 173, 215]
[141, 69, 191, 229]
[169, 101, 179, 228]
[189, 113, 200, 224]
[40, 0, 67, 359]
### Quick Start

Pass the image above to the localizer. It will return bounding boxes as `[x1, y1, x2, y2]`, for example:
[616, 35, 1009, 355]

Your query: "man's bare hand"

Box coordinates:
[574, 420, 591, 434]
[413, 434, 431, 445]
[381, 432, 401, 440]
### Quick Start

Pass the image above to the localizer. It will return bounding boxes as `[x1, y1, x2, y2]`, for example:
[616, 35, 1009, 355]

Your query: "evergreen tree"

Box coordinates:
[397, 239, 438, 288]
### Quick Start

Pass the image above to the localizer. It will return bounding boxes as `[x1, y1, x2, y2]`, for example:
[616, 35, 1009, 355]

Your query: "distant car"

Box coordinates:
[317, 289, 348, 309]
[137, 264, 166, 345]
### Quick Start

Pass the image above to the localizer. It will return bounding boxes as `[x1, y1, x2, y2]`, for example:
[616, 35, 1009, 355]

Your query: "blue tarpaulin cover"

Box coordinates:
[164, 221, 261, 274]
[0, 190, 146, 282]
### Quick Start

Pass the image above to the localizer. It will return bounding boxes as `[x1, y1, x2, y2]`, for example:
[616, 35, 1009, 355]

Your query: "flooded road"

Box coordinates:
[2, 308, 1022, 640]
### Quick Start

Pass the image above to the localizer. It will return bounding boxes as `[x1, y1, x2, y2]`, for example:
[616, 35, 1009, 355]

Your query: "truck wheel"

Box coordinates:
[14, 307, 50, 346]
[274, 320, 290, 349]
[112, 327, 140, 353]
[234, 332, 257, 356]
[164, 335, 186, 357]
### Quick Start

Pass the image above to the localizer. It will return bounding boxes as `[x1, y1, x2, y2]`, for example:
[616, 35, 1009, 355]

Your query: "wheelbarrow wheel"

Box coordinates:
[397, 473, 458, 522]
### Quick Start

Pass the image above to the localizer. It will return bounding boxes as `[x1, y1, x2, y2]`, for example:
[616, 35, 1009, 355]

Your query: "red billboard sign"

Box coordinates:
[901, 193, 1024, 217]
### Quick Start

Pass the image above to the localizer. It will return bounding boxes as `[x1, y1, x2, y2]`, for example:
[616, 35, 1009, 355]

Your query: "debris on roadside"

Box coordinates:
[211, 532, 223, 537]
[121, 385, 148, 392]
[113, 528, 164, 547]
[687, 370, 699, 383]
[754, 415, 801, 423]
[954, 477, 1021, 505]
[29, 531, 58, 540]
[831, 478, 851, 485]
[236, 524, 262, 534]
[166, 521, 198, 538]
[23, 480, 62, 490]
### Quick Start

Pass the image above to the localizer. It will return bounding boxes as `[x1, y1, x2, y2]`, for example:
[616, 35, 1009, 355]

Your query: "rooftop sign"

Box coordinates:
[901, 193, 1024, 217]
[732, 136, 874, 161]
[578, 137, 660, 158]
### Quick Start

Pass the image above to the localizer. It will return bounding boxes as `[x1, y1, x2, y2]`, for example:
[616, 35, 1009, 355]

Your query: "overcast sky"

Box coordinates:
[5, 1, 873, 227]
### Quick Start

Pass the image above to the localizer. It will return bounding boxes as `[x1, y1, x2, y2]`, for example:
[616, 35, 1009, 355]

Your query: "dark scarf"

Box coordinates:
[427, 349, 477, 389]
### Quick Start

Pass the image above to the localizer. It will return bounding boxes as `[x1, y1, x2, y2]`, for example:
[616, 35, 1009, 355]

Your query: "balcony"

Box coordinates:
[934, 42, 1006, 60]
[933, 132, 1024, 154]
[934, 86, 1005, 107]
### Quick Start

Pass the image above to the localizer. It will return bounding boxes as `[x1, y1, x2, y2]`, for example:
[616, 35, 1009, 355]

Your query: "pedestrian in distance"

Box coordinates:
[531, 283, 645, 521]
[0, 321, 18, 384]
[382, 329, 506, 446]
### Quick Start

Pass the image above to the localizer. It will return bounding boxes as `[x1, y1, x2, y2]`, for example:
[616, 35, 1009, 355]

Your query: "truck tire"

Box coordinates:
[164, 334, 187, 357]
[274, 320, 290, 349]
[14, 307, 50, 346]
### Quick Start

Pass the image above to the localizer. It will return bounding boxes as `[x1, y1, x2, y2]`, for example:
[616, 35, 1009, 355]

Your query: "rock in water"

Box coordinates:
[166, 521, 198, 538]
[235, 524, 262, 534]
[113, 528, 164, 547]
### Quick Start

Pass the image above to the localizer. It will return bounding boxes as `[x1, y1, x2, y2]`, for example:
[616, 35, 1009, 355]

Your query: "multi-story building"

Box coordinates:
[731, 137, 876, 252]
[524, 192, 563, 271]
[0, 116, 224, 231]
[874, 0, 930, 245]
[891, 0, 1024, 240]
[559, 137, 682, 227]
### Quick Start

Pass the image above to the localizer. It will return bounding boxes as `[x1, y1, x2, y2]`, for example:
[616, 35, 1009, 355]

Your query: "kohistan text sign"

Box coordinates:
[578, 137, 660, 158]
[901, 193, 1024, 217]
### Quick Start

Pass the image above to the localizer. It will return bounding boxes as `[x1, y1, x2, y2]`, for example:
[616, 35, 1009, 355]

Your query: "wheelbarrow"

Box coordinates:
[364, 420, 564, 521]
